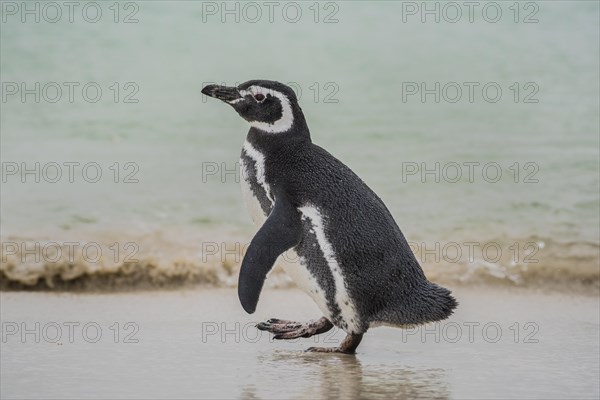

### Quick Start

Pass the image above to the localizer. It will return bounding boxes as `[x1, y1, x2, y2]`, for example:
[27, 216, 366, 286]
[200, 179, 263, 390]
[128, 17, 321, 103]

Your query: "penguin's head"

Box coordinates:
[202, 80, 307, 135]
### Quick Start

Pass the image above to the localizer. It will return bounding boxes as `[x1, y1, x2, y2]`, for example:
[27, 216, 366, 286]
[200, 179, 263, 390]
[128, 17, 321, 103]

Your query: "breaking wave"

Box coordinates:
[1, 234, 598, 294]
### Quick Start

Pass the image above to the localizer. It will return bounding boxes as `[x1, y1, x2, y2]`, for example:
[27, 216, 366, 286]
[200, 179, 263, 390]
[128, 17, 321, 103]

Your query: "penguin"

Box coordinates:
[201, 80, 457, 354]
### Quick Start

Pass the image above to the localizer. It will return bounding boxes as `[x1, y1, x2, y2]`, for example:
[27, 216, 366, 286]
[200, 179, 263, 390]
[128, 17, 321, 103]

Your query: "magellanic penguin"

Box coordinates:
[202, 80, 458, 354]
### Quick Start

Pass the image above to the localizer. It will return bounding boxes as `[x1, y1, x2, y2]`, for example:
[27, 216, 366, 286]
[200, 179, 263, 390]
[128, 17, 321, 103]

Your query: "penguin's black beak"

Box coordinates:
[201, 84, 242, 103]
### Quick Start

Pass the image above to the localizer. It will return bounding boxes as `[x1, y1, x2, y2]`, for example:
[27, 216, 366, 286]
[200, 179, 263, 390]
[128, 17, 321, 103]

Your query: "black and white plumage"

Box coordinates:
[202, 80, 457, 353]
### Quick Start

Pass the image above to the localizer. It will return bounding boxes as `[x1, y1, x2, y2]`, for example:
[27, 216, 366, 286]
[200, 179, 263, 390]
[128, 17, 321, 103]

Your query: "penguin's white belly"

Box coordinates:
[298, 205, 361, 333]
[277, 251, 333, 321]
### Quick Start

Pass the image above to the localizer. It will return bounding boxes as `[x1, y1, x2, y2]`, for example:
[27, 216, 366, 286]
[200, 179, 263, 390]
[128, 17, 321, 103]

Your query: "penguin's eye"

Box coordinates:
[254, 93, 265, 102]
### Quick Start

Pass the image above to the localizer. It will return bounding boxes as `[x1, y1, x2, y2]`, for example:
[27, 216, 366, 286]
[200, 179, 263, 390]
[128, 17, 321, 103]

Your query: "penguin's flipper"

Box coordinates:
[238, 193, 302, 314]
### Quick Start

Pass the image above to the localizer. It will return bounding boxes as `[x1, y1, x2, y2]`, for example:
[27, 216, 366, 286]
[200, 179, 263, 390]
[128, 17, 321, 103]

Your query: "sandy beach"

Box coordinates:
[1, 287, 598, 399]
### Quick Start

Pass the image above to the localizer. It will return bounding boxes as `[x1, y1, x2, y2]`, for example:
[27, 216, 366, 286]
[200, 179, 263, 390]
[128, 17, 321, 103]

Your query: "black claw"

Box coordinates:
[256, 322, 271, 331]
[273, 334, 283, 340]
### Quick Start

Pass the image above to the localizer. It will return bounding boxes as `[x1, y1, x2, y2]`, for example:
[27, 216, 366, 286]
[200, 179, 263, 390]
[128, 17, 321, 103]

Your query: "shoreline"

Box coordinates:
[2, 230, 599, 295]
[1, 270, 598, 297]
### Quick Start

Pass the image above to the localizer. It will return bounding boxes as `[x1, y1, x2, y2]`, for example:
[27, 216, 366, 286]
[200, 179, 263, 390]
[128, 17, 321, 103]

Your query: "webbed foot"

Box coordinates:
[256, 316, 333, 339]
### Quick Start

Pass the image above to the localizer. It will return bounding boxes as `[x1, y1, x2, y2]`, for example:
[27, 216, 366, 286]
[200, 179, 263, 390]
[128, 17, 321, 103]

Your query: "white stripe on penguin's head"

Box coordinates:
[233, 85, 294, 134]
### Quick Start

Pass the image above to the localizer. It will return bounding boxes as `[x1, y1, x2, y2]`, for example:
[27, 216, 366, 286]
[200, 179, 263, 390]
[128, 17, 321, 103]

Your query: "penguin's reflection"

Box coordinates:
[253, 351, 451, 399]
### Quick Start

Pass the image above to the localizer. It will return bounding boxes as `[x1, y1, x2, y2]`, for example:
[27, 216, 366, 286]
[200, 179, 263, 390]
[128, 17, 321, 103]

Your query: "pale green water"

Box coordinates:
[1, 1, 599, 288]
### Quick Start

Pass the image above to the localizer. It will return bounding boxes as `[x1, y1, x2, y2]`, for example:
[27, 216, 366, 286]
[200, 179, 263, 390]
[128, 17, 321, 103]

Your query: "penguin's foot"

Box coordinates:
[306, 333, 363, 354]
[256, 316, 333, 339]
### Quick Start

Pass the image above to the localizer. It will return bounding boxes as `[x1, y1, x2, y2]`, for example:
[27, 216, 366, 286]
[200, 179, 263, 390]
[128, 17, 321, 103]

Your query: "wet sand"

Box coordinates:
[1, 287, 598, 399]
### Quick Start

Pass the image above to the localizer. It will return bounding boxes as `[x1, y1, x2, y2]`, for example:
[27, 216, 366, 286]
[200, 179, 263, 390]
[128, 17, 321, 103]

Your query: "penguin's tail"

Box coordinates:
[373, 282, 458, 327]
[413, 282, 458, 323]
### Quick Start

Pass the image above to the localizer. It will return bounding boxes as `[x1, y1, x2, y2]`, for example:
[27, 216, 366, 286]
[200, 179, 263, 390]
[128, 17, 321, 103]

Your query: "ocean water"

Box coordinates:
[1, 1, 599, 290]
